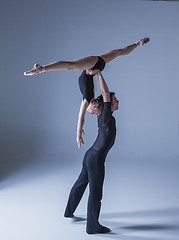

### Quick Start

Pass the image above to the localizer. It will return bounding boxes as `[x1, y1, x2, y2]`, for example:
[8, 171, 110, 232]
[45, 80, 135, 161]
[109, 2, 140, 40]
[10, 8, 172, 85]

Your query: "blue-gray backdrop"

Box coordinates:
[1, 0, 179, 181]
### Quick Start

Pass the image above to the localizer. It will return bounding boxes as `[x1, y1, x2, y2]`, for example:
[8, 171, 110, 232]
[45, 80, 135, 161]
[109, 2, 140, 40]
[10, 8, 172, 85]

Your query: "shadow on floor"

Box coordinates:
[75, 208, 179, 240]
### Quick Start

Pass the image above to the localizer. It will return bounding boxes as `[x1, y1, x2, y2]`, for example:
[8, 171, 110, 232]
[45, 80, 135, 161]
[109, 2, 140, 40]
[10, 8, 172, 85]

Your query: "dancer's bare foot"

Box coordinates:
[136, 37, 150, 46]
[24, 64, 45, 76]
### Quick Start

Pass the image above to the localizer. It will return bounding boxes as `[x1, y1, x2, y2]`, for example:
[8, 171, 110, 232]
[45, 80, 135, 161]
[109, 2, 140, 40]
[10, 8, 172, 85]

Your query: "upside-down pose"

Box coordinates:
[64, 70, 118, 234]
[24, 38, 150, 234]
[24, 38, 150, 148]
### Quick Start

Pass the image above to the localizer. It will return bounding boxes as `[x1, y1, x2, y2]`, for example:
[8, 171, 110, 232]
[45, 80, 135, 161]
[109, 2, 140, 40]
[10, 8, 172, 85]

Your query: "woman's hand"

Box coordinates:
[76, 129, 85, 149]
[24, 63, 45, 76]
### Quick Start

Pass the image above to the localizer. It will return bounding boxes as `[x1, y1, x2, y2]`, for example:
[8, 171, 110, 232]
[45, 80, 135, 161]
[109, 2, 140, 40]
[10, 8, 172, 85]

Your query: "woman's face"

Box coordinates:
[86, 100, 99, 115]
[86, 104, 95, 115]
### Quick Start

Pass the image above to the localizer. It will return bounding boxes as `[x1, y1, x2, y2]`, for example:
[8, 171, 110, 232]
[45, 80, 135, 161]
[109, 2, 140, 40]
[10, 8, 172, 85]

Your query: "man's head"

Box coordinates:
[86, 92, 119, 115]
[111, 94, 119, 112]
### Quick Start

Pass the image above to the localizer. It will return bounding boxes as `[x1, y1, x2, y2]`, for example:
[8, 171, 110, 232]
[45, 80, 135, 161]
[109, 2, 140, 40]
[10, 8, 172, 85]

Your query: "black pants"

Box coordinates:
[64, 148, 105, 233]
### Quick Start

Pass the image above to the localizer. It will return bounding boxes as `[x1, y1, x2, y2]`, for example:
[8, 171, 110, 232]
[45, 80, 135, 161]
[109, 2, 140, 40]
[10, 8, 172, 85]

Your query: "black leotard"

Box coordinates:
[64, 102, 116, 233]
[78, 56, 106, 103]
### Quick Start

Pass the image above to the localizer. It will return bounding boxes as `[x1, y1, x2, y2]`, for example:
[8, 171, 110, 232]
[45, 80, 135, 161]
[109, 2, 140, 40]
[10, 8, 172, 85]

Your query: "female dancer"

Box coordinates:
[64, 70, 119, 234]
[24, 38, 149, 75]
[24, 38, 150, 148]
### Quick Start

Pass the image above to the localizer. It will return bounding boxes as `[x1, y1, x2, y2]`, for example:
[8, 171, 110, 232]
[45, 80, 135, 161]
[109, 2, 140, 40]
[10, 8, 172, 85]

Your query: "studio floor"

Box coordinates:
[0, 157, 179, 240]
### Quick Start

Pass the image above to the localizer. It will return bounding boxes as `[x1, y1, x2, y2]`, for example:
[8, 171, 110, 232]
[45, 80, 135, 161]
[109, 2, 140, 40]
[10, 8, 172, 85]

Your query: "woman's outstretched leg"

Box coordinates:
[24, 56, 98, 76]
[24, 37, 149, 76]
[99, 37, 150, 63]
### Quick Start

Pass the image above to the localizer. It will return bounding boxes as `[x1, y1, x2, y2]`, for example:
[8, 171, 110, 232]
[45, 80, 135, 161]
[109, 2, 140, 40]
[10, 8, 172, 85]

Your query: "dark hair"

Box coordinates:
[96, 92, 115, 109]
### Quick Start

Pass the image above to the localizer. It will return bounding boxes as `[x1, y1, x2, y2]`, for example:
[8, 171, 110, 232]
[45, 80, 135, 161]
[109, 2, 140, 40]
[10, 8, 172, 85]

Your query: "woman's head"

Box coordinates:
[86, 92, 119, 115]
[86, 98, 101, 115]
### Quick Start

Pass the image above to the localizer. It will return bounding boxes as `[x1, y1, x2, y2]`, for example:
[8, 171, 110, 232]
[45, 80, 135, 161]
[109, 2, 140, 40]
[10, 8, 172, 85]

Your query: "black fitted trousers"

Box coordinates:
[64, 147, 105, 233]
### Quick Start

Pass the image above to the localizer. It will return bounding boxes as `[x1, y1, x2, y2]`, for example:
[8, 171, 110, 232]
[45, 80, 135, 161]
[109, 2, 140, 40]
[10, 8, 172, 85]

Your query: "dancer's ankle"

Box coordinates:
[40, 66, 46, 72]
[64, 213, 74, 218]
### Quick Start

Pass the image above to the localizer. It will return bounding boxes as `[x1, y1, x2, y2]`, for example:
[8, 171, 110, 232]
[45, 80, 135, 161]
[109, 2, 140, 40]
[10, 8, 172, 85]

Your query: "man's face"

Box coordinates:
[111, 95, 119, 112]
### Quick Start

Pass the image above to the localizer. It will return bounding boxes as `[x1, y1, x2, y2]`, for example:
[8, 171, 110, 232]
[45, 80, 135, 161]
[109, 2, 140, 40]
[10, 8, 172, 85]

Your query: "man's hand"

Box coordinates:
[86, 69, 99, 76]
[76, 129, 85, 149]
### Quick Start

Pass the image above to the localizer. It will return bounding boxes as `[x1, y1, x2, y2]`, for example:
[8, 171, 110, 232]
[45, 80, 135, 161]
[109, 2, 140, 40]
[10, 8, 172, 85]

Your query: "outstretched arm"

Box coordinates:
[76, 99, 89, 149]
[97, 71, 110, 102]
[87, 69, 110, 102]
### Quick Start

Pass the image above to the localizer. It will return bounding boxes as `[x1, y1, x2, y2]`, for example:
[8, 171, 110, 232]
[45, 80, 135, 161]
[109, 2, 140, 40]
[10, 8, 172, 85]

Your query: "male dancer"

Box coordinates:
[64, 70, 118, 234]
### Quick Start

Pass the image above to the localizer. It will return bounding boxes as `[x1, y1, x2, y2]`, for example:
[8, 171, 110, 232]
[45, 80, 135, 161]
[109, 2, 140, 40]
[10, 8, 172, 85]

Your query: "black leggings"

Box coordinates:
[64, 148, 105, 233]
